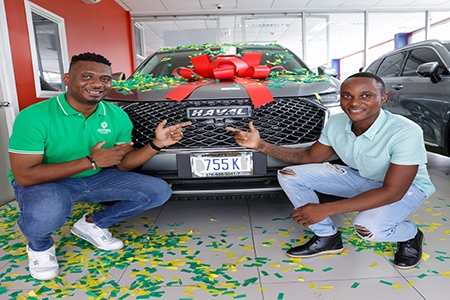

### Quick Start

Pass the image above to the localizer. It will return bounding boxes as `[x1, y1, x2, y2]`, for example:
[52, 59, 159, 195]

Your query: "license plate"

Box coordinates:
[190, 152, 253, 177]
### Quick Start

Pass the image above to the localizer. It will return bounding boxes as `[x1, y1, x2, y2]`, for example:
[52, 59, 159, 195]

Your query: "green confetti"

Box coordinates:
[379, 280, 393, 286]
[274, 272, 283, 278]
[351, 282, 360, 289]
[277, 292, 285, 300]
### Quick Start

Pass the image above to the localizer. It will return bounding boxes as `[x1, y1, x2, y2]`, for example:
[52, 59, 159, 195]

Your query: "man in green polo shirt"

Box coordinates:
[8, 52, 191, 280]
[226, 72, 435, 270]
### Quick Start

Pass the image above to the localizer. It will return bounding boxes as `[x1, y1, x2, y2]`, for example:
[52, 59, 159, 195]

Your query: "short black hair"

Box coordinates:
[345, 72, 385, 94]
[69, 52, 111, 69]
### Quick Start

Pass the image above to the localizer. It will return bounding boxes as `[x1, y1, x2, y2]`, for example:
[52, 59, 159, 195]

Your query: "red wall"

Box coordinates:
[5, 0, 135, 109]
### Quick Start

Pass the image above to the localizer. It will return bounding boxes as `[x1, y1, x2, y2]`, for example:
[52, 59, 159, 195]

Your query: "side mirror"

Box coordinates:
[318, 66, 338, 78]
[112, 72, 126, 81]
[416, 61, 441, 84]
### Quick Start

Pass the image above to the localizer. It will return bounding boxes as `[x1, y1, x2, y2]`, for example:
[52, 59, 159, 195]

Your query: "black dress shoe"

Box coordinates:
[286, 231, 344, 258]
[394, 229, 424, 269]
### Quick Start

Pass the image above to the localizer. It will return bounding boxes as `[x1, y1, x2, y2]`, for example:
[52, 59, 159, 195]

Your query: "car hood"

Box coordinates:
[107, 77, 340, 102]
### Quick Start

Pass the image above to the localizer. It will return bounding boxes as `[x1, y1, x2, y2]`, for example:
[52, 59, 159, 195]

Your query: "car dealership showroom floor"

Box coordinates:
[1, 153, 449, 300]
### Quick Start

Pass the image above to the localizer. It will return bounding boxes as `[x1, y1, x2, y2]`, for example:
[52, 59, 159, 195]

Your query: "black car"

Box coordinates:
[106, 43, 341, 199]
[365, 39, 450, 156]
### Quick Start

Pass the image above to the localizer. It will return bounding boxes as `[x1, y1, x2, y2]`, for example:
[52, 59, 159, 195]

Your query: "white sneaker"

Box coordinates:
[71, 214, 124, 251]
[27, 245, 59, 280]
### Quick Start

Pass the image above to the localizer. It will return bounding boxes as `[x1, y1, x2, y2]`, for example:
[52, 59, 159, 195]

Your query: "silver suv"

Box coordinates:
[107, 44, 341, 199]
[365, 39, 450, 156]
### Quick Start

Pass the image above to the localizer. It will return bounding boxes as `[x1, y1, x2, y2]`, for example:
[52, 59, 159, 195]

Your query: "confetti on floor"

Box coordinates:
[0, 189, 449, 300]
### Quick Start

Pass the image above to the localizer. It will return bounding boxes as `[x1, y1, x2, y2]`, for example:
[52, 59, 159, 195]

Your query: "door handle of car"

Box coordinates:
[392, 84, 403, 90]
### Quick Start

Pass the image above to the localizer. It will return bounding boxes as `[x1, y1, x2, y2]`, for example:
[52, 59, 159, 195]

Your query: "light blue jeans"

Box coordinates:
[277, 163, 427, 242]
[13, 168, 172, 251]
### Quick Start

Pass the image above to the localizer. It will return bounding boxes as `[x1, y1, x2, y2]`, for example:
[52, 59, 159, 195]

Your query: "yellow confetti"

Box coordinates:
[394, 283, 403, 290]
[235, 256, 248, 264]
[309, 282, 316, 289]
[210, 217, 218, 221]
[422, 252, 430, 261]
[257, 287, 269, 291]
[278, 232, 289, 237]
[314, 92, 321, 100]
[268, 263, 281, 268]
[406, 281, 416, 287]
[369, 262, 378, 268]
[281, 267, 291, 273]
[1, 283, 13, 287]
[318, 285, 334, 290]
[298, 276, 305, 281]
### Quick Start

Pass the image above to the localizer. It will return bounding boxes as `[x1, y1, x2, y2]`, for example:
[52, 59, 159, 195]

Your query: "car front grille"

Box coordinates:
[123, 98, 327, 149]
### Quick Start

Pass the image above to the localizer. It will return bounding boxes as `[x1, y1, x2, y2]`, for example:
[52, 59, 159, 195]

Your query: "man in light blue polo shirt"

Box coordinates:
[8, 52, 191, 280]
[226, 72, 435, 269]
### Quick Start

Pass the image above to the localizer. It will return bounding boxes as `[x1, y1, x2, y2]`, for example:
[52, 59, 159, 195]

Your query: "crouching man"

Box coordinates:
[226, 72, 435, 269]
[8, 52, 191, 280]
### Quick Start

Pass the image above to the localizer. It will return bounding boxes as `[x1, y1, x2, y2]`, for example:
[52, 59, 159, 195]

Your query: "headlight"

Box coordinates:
[318, 92, 340, 107]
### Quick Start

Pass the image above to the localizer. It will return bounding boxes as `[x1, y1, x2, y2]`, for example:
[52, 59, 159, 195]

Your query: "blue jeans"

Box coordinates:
[277, 163, 427, 242]
[13, 168, 172, 251]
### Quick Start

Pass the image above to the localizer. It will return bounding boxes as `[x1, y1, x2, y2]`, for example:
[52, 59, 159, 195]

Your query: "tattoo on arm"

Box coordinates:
[260, 143, 304, 164]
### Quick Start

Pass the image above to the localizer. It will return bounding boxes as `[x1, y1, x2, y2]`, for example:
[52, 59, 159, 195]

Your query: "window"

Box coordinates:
[133, 22, 145, 67]
[365, 58, 383, 74]
[376, 52, 405, 77]
[25, 1, 69, 98]
[402, 47, 446, 76]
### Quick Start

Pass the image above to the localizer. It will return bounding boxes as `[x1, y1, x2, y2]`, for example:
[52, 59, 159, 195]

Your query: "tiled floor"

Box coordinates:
[1, 154, 450, 299]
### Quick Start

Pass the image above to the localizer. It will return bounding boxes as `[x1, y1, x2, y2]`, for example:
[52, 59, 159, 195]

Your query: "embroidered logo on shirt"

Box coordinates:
[97, 121, 112, 134]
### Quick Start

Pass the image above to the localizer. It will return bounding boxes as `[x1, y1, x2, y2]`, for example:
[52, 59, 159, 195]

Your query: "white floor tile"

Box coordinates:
[261, 278, 425, 300]
[2, 152, 450, 299]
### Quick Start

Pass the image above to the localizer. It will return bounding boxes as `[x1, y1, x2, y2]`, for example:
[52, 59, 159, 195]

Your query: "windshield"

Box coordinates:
[134, 46, 311, 78]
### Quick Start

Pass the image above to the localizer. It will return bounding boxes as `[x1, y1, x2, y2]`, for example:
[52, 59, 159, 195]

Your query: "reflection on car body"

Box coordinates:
[365, 39, 450, 155]
[106, 43, 341, 199]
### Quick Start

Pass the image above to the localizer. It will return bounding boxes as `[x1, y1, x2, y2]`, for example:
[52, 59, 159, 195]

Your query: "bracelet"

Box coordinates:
[86, 155, 97, 170]
[149, 140, 162, 151]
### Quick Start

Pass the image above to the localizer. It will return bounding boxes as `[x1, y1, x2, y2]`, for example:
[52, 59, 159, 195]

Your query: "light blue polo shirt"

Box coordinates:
[8, 93, 133, 183]
[319, 110, 435, 197]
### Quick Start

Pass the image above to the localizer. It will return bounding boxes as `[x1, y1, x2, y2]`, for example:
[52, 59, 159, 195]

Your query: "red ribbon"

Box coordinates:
[166, 52, 275, 108]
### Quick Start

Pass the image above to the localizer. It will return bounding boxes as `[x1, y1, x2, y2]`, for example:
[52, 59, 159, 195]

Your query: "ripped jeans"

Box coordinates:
[277, 163, 427, 242]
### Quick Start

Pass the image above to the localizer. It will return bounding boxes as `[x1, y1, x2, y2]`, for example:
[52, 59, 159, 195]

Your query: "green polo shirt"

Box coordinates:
[8, 93, 133, 183]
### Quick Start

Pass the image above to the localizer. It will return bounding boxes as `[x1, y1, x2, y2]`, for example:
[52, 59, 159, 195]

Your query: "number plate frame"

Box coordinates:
[190, 152, 253, 178]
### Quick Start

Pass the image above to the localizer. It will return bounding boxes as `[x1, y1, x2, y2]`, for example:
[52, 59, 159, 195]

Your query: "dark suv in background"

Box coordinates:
[107, 43, 341, 199]
[365, 39, 450, 156]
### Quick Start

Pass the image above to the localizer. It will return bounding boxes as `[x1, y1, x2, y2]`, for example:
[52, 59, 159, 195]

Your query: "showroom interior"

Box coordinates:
[1, 0, 450, 299]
